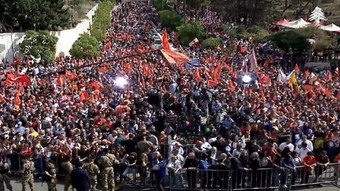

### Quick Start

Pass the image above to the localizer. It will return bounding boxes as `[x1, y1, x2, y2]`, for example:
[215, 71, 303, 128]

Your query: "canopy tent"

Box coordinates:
[320, 23, 340, 32]
[286, 18, 311, 28]
[309, 22, 324, 27]
[276, 19, 290, 27]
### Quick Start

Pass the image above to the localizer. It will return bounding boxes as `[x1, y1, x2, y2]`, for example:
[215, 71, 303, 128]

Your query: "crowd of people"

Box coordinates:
[0, 0, 339, 191]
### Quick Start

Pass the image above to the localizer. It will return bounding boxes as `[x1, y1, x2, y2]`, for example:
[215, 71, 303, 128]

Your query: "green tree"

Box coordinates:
[202, 38, 222, 49]
[177, 22, 205, 45]
[0, 0, 70, 31]
[296, 27, 336, 51]
[221, 0, 282, 25]
[90, 0, 115, 41]
[268, 30, 311, 52]
[152, 0, 170, 11]
[70, 33, 100, 59]
[159, 10, 183, 30]
[20, 31, 58, 62]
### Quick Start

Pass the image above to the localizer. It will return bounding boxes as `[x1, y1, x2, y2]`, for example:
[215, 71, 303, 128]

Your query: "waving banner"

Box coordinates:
[4, 74, 32, 87]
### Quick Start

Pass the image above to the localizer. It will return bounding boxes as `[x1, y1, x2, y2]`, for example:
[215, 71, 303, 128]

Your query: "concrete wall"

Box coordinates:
[0, 3, 98, 64]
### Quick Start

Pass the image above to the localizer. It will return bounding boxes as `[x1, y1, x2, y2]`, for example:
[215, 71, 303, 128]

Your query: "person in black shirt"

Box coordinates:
[182, 152, 198, 189]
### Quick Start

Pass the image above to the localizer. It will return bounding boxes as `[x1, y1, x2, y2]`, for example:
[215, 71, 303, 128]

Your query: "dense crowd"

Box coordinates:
[0, 0, 339, 191]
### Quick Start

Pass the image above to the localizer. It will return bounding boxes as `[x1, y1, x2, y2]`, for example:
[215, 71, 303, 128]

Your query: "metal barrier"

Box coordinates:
[6, 153, 340, 190]
[165, 163, 340, 191]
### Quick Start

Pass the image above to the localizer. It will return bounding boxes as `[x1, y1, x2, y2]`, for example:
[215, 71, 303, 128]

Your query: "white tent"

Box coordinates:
[320, 23, 340, 32]
[286, 18, 311, 28]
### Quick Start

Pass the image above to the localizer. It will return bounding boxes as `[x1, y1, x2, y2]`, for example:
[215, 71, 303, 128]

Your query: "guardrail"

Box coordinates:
[5, 153, 339, 191]
[164, 163, 339, 191]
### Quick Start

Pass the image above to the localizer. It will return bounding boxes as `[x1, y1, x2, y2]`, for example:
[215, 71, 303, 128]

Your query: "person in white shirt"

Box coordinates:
[279, 138, 295, 152]
[296, 142, 310, 160]
[295, 135, 313, 151]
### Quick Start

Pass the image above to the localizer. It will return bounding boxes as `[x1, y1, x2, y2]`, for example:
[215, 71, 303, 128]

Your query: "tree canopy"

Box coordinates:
[19, 31, 58, 62]
[0, 0, 70, 32]
[70, 33, 100, 59]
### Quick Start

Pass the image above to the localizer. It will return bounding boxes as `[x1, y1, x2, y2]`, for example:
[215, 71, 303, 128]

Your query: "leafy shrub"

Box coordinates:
[70, 33, 100, 59]
[202, 38, 222, 49]
[177, 22, 205, 45]
[159, 10, 183, 30]
[20, 31, 58, 62]
[90, 0, 115, 41]
[152, 0, 170, 10]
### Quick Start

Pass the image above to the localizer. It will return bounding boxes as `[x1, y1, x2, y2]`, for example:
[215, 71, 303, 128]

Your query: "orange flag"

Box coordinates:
[89, 81, 103, 92]
[14, 93, 21, 107]
[260, 89, 266, 101]
[295, 64, 300, 73]
[228, 81, 236, 92]
[0, 95, 6, 104]
[17, 86, 24, 95]
[207, 80, 219, 87]
[320, 86, 334, 99]
[211, 63, 222, 81]
[162, 29, 170, 50]
[304, 85, 316, 97]
[66, 71, 77, 80]
[326, 71, 332, 82]
[194, 70, 203, 83]
[57, 75, 65, 87]
[124, 63, 133, 74]
[80, 90, 90, 102]
[97, 66, 109, 74]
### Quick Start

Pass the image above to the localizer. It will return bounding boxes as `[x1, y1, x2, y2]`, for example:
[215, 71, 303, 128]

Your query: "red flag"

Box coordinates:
[194, 70, 203, 83]
[89, 81, 103, 92]
[295, 64, 300, 73]
[14, 93, 21, 107]
[326, 71, 332, 82]
[211, 63, 222, 81]
[80, 90, 90, 102]
[249, 49, 258, 73]
[207, 80, 219, 87]
[304, 85, 316, 97]
[229, 81, 236, 92]
[0, 95, 6, 104]
[4, 74, 32, 87]
[66, 71, 77, 80]
[57, 75, 65, 87]
[162, 29, 170, 50]
[17, 86, 24, 95]
[320, 87, 334, 99]
[13, 57, 20, 68]
[97, 66, 109, 74]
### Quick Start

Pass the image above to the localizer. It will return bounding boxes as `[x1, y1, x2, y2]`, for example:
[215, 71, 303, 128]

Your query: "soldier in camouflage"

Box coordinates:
[45, 160, 57, 191]
[98, 148, 119, 191]
[22, 155, 35, 191]
[83, 157, 99, 191]
[61, 156, 74, 191]
[0, 157, 12, 191]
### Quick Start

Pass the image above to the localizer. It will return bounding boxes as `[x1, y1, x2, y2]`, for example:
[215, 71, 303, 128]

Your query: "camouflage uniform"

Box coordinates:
[98, 153, 119, 191]
[22, 158, 35, 191]
[62, 160, 73, 191]
[0, 160, 12, 191]
[45, 162, 57, 191]
[83, 160, 99, 191]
